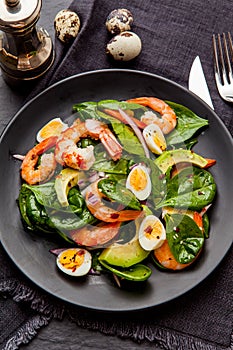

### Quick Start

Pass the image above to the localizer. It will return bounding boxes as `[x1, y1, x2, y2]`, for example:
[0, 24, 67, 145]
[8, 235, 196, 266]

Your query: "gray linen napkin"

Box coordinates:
[0, 0, 232, 349]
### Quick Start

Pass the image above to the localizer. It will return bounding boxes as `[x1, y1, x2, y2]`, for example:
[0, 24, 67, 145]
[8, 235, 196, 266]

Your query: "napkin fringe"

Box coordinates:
[68, 316, 231, 350]
[2, 314, 50, 350]
[0, 278, 64, 319]
[1, 277, 232, 349]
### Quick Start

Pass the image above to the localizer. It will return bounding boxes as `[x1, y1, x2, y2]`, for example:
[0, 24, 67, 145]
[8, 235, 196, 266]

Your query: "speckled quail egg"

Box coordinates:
[139, 215, 166, 251]
[106, 8, 133, 35]
[56, 248, 92, 277]
[106, 31, 142, 61]
[143, 124, 167, 155]
[126, 164, 151, 201]
[36, 117, 68, 142]
[54, 9, 81, 44]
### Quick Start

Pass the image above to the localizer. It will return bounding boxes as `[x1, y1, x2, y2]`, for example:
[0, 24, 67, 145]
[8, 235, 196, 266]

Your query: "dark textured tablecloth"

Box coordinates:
[0, 0, 232, 349]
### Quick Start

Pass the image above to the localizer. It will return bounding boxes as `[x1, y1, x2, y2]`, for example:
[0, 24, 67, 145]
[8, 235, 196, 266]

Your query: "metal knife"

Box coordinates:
[188, 56, 214, 110]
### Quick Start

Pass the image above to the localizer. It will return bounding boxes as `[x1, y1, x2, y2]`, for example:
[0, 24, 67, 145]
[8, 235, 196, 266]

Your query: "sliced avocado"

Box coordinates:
[55, 168, 79, 207]
[98, 219, 150, 268]
[155, 149, 213, 174]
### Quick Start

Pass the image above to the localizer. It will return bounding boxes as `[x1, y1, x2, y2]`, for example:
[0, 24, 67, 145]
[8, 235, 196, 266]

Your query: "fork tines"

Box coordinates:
[212, 32, 233, 102]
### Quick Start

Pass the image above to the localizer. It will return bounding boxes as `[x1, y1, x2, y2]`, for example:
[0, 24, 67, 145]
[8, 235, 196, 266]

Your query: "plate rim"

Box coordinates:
[1, 68, 232, 143]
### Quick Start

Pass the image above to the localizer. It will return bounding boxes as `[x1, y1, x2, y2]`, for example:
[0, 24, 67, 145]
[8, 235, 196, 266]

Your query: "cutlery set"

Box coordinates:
[189, 32, 233, 106]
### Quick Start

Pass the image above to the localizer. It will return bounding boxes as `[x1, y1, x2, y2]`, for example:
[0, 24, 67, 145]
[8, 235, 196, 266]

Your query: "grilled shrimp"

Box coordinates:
[126, 97, 177, 134]
[70, 221, 121, 248]
[55, 119, 123, 170]
[21, 136, 58, 185]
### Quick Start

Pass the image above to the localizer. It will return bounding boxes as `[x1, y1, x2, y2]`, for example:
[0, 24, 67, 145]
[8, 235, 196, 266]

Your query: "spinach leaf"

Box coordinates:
[166, 101, 209, 145]
[165, 213, 204, 264]
[97, 99, 146, 111]
[112, 122, 146, 156]
[23, 182, 60, 210]
[67, 187, 85, 213]
[23, 182, 86, 214]
[156, 167, 216, 210]
[136, 157, 167, 207]
[18, 183, 97, 239]
[97, 110, 145, 156]
[97, 178, 142, 210]
[25, 192, 56, 234]
[18, 185, 36, 231]
[92, 156, 129, 174]
[99, 261, 152, 282]
[72, 101, 100, 121]
[49, 208, 97, 231]
[202, 213, 210, 239]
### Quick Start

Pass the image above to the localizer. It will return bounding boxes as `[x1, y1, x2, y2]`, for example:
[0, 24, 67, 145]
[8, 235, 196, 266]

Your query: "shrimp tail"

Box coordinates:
[99, 128, 123, 161]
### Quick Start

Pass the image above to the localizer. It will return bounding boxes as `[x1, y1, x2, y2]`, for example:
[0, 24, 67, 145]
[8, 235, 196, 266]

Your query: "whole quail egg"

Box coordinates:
[56, 248, 92, 277]
[106, 31, 142, 61]
[126, 164, 151, 201]
[139, 215, 166, 251]
[54, 9, 81, 44]
[106, 8, 133, 35]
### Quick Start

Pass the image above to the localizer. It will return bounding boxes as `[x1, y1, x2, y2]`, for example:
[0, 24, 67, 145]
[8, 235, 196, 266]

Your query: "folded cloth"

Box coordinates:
[0, 0, 233, 349]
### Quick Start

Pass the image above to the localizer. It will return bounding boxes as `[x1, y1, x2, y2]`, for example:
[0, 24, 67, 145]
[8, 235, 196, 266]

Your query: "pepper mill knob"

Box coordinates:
[0, 0, 54, 87]
[5, 0, 20, 7]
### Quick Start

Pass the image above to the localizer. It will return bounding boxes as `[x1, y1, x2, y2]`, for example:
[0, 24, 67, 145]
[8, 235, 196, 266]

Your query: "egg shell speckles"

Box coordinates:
[54, 9, 81, 44]
[106, 8, 133, 35]
[106, 31, 142, 61]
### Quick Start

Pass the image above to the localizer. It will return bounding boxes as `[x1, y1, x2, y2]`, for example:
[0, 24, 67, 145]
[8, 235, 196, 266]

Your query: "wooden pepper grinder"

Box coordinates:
[0, 0, 54, 87]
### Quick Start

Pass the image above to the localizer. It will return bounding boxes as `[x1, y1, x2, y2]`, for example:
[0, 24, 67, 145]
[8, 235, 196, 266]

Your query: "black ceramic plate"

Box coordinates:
[0, 69, 232, 312]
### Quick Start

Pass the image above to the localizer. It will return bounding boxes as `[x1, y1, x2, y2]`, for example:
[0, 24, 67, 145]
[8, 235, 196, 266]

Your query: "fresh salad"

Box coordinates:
[16, 96, 217, 286]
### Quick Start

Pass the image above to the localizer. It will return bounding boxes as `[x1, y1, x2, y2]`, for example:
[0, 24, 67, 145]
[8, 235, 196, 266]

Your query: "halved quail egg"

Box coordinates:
[143, 124, 166, 155]
[126, 164, 151, 201]
[56, 248, 92, 277]
[139, 215, 166, 251]
[36, 117, 68, 142]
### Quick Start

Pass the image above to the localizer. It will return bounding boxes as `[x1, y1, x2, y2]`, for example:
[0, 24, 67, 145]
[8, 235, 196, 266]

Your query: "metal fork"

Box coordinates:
[212, 32, 233, 103]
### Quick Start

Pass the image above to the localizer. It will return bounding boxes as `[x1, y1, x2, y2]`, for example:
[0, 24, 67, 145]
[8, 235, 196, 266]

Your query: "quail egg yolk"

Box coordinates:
[129, 167, 148, 191]
[58, 249, 85, 271]
[143, 124, 167, 155]
[152, 133, 166, 152]
[126, 165, 151, 201]
[143, 219, 163, 240]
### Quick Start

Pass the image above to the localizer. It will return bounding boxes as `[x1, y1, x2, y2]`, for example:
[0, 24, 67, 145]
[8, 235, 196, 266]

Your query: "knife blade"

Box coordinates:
[188, 56, 214, 110]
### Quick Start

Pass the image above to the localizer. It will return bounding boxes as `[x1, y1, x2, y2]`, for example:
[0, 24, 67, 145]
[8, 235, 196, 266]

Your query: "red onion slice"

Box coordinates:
[118, 108, 150, 159]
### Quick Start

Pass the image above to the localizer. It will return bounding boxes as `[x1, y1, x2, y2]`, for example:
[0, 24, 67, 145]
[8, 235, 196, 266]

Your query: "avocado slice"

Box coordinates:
[98, 219, 150, 268]
[155, 149, 215, 174]
[55, 168, 79, 207]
